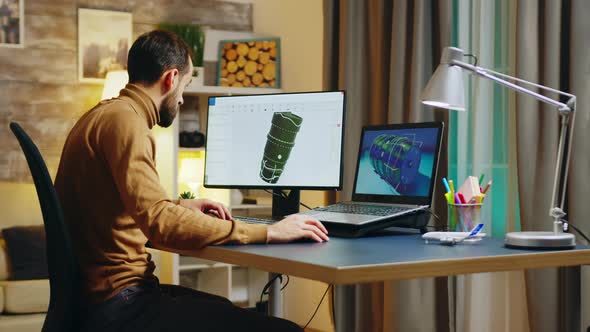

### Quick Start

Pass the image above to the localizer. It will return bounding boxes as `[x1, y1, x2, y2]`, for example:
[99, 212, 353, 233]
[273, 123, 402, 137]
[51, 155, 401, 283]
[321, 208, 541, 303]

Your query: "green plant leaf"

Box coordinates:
[179, 191, 196, 199]
[159, 23, 205, 67]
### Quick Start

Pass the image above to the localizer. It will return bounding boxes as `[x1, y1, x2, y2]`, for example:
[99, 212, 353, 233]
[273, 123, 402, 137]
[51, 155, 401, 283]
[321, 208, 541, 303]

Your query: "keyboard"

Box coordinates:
[313, 204, 412, 216]
[236, 216, 276, 225]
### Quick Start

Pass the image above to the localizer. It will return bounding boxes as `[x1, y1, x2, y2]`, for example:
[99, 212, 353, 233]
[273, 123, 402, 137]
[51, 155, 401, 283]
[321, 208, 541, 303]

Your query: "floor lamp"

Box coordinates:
[421, 47, 577, 249]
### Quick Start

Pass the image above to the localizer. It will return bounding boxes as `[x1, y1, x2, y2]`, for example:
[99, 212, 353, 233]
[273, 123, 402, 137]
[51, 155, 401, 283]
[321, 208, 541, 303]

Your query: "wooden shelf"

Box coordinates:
[179, 256, 233, 272]
[179, 147, 205, 152]
[175, 83, 280, 303]
[184, 84, 282, 96]
[179, 263, 232, 272]
[177, 254, 268, 308]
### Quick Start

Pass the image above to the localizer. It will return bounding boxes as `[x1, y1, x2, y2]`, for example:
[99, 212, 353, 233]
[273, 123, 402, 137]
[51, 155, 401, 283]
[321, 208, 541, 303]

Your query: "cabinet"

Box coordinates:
[172, 83, 281, 306]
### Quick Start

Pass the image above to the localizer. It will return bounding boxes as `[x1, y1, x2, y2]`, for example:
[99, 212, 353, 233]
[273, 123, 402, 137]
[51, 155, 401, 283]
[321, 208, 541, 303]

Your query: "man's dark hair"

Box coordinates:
[127, 30, 193, 85]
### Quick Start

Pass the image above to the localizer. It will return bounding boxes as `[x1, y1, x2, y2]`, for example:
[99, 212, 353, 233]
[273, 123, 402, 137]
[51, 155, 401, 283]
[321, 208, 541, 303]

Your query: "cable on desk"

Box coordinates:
[302, 284, 332, 329]
[568, 222, 590, 244]
[263, 189, 313, 211]
[298, 200, 313, 210]
[264, 189, 286, 200]
[425, 209, 450, 231]
[428, 208, 441, 223]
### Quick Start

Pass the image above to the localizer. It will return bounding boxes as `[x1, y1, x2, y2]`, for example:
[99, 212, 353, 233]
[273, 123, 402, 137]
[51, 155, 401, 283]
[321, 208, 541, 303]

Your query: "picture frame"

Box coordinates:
[78, 8, 132, 83]
[216, 38, 280, 88]
[0, 0, 24, 48]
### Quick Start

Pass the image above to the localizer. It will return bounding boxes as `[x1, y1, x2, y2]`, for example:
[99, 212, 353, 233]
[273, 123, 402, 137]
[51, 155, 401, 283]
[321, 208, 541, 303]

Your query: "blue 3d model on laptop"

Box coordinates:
[301, 121, 444, 237]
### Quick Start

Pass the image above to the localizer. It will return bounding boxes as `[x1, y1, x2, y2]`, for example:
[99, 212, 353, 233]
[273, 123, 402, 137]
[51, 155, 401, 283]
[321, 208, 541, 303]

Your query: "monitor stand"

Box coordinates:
[271, 189, 300, 219]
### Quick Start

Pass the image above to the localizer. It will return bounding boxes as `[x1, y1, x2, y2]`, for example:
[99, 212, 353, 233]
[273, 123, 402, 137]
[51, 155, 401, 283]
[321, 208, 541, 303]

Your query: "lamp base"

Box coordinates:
[505, 231, 575, 249]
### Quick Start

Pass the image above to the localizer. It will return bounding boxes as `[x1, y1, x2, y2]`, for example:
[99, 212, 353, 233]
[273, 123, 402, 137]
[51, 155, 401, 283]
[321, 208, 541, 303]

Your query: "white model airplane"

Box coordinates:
[422, 223, 485, 245]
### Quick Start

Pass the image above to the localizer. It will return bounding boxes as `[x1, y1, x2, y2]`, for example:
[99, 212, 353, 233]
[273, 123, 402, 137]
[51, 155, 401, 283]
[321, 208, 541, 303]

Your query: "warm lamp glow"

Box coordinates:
[101, 70, 129, 100]
[177, 151, 229, 205]
[178, 157, 205, 194]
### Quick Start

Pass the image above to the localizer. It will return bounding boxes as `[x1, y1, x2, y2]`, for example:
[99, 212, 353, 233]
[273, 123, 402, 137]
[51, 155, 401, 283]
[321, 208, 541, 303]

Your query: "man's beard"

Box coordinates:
[158, 90, 180, 128]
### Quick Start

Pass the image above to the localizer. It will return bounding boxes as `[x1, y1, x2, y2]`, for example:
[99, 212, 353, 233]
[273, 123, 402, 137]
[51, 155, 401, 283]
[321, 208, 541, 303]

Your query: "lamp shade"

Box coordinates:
[421, 64, 466, 111]
[421, 47, 467, 111]
[101, 70, 129, 100]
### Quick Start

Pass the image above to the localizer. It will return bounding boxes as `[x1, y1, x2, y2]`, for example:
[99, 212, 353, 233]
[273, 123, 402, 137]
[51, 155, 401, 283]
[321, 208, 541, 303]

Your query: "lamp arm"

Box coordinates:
[560, 99, 576, 212]
[450, 60, 572, 112]
[479, 67, 576, 100]
[451, 59, 579, 231]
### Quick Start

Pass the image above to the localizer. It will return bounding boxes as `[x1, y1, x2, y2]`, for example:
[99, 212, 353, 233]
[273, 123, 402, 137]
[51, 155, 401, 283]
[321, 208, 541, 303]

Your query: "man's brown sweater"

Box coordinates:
[55, 84, 267, 304]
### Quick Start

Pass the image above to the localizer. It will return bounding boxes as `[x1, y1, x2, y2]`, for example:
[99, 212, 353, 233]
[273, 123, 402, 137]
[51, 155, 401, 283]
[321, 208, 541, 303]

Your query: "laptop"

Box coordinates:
[300, 121, 444, 236]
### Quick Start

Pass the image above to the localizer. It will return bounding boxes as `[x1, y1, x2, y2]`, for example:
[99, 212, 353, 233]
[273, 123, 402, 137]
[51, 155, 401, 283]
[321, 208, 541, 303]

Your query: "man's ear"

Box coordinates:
[161, 68, 179, 94]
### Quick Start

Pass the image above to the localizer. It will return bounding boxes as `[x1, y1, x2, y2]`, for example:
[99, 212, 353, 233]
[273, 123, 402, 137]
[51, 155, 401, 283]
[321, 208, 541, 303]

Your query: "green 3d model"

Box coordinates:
[369, 134, 422, 193]
[260, 112, 303, 183]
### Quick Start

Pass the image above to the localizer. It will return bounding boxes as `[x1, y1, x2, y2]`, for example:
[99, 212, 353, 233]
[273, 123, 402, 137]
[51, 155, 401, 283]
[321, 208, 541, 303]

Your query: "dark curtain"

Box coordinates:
[323, 0, 451, 330]
[515, 1, 590, 331]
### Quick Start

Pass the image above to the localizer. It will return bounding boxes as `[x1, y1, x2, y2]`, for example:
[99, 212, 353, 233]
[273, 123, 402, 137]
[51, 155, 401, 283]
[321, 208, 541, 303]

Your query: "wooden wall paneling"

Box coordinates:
[0, 81, 102, 181]
[26, 0, 77, 17]
[26, 14, 77, 51]
[0, 49, 77, 84]
[129, 0, 252, 31]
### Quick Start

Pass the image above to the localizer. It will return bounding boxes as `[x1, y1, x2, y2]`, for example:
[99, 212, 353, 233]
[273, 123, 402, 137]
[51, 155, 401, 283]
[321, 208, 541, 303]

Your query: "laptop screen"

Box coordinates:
[352, 122, 443, 204]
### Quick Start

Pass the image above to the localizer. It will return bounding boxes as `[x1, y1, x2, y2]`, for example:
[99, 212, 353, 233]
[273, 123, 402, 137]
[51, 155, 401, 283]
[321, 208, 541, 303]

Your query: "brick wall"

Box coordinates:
[0, 0, 252, 182]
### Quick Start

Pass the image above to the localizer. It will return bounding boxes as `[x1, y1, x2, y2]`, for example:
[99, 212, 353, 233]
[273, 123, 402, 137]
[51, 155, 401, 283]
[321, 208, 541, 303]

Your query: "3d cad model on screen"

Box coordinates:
[368, 134, 423, 194]
[259, 112, 303, 184]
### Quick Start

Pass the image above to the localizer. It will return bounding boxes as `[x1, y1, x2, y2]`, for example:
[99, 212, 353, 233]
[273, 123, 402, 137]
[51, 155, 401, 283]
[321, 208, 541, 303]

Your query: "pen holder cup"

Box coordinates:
[448, 203, 482, 232]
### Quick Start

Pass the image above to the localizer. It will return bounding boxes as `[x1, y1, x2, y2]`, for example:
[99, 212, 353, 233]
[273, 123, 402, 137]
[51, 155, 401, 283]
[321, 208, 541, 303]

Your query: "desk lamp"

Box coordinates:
[178, 157, 204, 197]
[101, 70, 129, 100]
[421, 47, 577, 249]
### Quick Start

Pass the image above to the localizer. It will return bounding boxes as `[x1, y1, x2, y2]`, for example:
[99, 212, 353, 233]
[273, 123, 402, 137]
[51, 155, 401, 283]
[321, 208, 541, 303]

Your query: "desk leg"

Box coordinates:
[449, 275, 457, 332]
[561, 266, 581, 332]
[268, 273, 283, 317]
[334, 285, 355, 332]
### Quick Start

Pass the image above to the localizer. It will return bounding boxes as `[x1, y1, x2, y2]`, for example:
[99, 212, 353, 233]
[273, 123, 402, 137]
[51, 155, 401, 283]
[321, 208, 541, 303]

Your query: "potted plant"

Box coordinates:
[159, 23, 205, 86]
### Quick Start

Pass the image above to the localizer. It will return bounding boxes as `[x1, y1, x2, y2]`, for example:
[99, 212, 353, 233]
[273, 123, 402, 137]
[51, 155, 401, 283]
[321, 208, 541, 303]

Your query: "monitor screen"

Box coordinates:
[353, 125, 442, 198]
[204, 91, 345, 189]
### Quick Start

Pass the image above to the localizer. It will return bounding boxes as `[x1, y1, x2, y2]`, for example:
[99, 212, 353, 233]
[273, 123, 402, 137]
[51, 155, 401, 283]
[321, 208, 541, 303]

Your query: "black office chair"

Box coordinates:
[9, 122, 81, 332]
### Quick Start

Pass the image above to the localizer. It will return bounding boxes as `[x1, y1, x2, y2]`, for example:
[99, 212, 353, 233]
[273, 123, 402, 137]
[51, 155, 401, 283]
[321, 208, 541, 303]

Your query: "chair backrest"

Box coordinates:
[9, 122, 80, 332]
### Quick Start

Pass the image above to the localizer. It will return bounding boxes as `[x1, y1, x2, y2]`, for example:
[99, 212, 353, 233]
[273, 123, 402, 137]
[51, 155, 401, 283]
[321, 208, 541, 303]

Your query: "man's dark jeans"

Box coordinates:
[83, 281, 303, 332]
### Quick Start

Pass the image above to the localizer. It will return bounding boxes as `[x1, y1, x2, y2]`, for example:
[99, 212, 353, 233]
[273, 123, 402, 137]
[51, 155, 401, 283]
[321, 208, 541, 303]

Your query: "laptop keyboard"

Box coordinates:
[314, 204, 412, 216]
[236, 216, 276, 225]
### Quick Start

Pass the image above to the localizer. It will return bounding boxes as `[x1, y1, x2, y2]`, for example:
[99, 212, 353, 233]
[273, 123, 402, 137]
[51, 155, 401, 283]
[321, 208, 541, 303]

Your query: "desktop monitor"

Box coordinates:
[204, 91, 346, 217]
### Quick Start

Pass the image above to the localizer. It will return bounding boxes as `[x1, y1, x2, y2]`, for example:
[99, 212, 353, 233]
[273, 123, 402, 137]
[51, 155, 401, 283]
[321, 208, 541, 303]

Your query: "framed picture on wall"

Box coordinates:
[78, 8, 132, 83]
[0, 0, 24, 48]
[216, 38, 280, 88]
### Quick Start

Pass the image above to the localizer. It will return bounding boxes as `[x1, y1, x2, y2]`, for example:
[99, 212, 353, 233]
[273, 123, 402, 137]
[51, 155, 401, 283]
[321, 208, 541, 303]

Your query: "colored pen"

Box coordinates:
[479, 174, 485, 186]
[448, 180, 455, 194]
[481, 180, 492, 194]
[477, 194, 485, 203]
[454, 193, 461, 204]
[445, 192, 453, 204]
[457, 192, 466, 204]
[442, 178, 451, 193]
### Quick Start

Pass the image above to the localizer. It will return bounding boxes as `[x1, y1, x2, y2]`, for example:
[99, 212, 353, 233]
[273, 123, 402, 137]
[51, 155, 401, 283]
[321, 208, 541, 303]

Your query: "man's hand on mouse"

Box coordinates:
[267, 214, 329, 243]
[180, 200, 328, 243]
